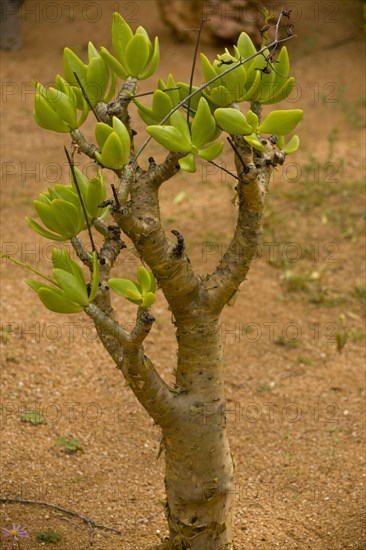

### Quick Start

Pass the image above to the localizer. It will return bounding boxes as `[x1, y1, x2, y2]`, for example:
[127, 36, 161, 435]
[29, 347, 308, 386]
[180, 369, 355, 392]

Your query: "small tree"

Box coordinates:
[7, 9, 302, 549]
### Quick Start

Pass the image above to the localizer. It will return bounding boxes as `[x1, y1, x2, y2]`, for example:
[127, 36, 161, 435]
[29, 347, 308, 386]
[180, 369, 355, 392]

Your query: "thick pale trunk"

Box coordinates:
[162, 320, 234, 549]
[164, 417, 234, 549]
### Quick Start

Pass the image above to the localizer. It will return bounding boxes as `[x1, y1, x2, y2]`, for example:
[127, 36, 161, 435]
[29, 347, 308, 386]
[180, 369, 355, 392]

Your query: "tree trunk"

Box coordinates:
[157, 0, 263, 45]
[162, 319, 234, 549]
[0, 0, 24, 50]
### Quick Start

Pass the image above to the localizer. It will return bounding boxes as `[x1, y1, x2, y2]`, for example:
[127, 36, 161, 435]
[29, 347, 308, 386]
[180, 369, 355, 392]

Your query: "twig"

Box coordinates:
[0, 497, 122, 546]
[227, 137, 247, 172]
[187, 17, 205, 123]
[208, 160, 239, 181]
[70, 129, 98, 160]
[73, 71, 102, 122]
[71, 236, 93, 268]
[128, 87, 181, 100]
[64, 146, 98, 257]
[111, 184, 120, 207]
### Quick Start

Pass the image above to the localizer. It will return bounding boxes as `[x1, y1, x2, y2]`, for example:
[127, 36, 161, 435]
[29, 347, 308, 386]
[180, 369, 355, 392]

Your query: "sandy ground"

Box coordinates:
[1, 1, 365, 548]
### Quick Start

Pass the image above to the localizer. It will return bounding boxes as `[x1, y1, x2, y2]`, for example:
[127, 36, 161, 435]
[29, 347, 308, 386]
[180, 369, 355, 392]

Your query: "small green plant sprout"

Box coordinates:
[7, 8, 303, 547]
[257, 382, 273, 393]
[326, 425, 341, 460]
[336, 314, 349, 353]
[20, 410, 47, 425]
[56, 435, 83, 454]
[36, 531, 62, 543]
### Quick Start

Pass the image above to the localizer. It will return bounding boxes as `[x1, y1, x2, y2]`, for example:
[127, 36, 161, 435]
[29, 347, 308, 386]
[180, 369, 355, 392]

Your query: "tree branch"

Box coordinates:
[70, 129, 98, 160]
[85, 304, 176, 426]
[71, 236, 93, 268]
[205, 137, 285, 311]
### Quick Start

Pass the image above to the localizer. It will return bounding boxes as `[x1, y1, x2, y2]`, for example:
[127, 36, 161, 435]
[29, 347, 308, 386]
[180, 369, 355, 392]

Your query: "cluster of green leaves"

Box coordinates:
[56, 435, 83, 454]
[24, 12, 303, 316]
[26, 249, 99, 314]
[109, 266, 157, 308]
[21, 410, 47, 425]
[36, 531, 62, 544]
[26, 168, 107, 241]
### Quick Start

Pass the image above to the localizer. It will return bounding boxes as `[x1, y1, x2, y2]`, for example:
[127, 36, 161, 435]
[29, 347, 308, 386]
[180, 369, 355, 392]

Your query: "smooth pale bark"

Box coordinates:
[163, 319, 234, 549]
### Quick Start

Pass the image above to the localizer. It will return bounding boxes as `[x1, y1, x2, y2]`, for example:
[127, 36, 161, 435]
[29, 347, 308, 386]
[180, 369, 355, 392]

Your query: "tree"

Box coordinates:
[6, 9, 302, 549]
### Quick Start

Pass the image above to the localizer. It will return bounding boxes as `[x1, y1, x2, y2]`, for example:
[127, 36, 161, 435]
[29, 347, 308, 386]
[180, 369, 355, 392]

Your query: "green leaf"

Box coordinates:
[237, 32, 257, 60]
[200, 53, 217, 82]
[178, 153, 196, 173]
[63, 47, 87, 87]
[51, 249, 85, 291]
[125, 34, 150, 77]
[33, 94, 70, 133]
[214, 58, 247, 102]
[170, 110, 191, 144]
[136, 26, 152, 54]
[54, 185, 80, 209]
[162, 73, 180, 106]
[283, 134, 300, 154]
[38, 287, 84, 314]
[258, 109, 303, 135]
[141, 292, 156, 308]
[100, 47, 128, 79]
[277, 135, 285, 149]
[197, 141, 224, 161]
[137, 266, 153, 295]
[149, 272, 156, 294]
[51, 249, 73, 272]
[112, 12, 133, 62]
[52, 268, 89, 306]
[25, 217, 66, 241]
[33, 201, 68, 236]
[146, 125, 192, 153]
[47, 87, 77, 128]
[177, 82, 203, 112]
[86, 56, 109, 104]
[26, 279, 50, 293]
[135, 103, 157, 126]
[246, 110, 259, 129]
[273, 46, 290, 82]
[214, 108, 253, 135]
[96, 132, 127, 170]
[191, 97, 216, 147]
[204, 85, 235, 107]
[112, 117, 131, 157]
[152, 89, 173, 121]
[85, 175, 106, 219]
[140, 36, 160, 80]
[51, 200, 83, 236]
[243, 69, 261, 102]
[21, 410, 47, 425]
[244, 133, 266, 152]
[95, 122, 114, 149]
[108, 278, 143, 301]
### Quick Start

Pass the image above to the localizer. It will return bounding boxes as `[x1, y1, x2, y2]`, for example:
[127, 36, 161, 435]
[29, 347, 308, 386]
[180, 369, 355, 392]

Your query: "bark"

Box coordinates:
[163, 319, 234, 549]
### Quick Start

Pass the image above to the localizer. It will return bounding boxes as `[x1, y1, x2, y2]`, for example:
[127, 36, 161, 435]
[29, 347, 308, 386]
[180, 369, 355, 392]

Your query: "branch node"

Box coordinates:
[171, 229, 185, 258]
